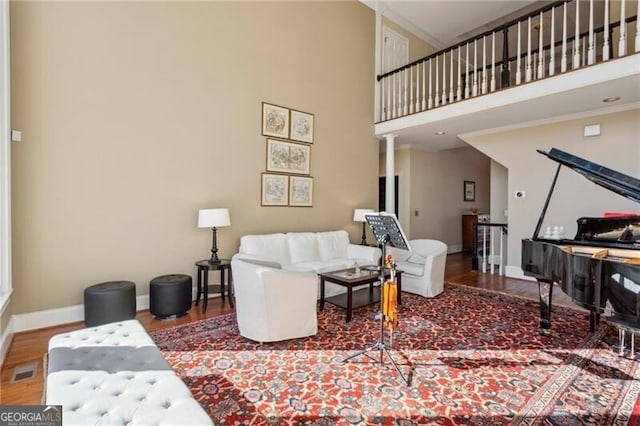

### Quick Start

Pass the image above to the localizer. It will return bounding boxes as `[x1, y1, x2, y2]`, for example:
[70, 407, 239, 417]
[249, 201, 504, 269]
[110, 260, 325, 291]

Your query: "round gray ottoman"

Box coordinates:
[84, 281, 136, 327]
[149, 274, 192, 318]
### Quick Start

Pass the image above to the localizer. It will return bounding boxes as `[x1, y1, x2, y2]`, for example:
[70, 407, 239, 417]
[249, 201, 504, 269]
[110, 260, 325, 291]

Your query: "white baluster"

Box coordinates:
[441, 52, 447, 105]
[457, 46, 462, 101]
[561, 2, 568, 72]
[603, 0, 610, 60]
[434, 56, 440, 106]
[403, 69, 408, 116]
[473, 39, 478, 96]
[582, 35, 586, 66]
[516, 21, 522, 84]
[465, 43, 470, 98]
[481, 36, 487, 94]
[428, 59, 433, 109]
[482, 226, 487, 273]
[415, 64, 420, 113]
[409, 67, 414, 114]
[396, 72, 401, 118]
[537, 12, 544, 79]
[499, 227, 504, 276]
[573, 0, 580, 68]
[526, 17, 532, 82]
[588, 0, 595, 64]
[490, 32, 496, 92]
[449, 50, 454, 102]
[380, 77, 386, 121]
[387, 74, 392, 119]
[619, 0, 627, 57]
[549, 7, 556, 76]
[421, 61, 427, 111]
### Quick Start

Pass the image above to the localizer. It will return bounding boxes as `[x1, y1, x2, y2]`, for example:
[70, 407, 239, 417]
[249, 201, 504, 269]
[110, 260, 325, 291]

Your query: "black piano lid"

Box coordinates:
[539, 148, 640, 204]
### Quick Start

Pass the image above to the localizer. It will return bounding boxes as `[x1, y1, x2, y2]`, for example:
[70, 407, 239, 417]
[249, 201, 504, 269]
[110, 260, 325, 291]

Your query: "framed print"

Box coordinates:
[262, 102, 290, 139]
[289, 176, 313, 207]
[261, 173, 289, 206]
[266, 138, 310, 175]
[464, 180, 476, 202]
[290, 109, 314, 143]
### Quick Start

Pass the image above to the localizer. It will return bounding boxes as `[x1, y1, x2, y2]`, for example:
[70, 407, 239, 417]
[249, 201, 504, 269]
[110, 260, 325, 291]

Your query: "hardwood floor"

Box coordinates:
[0, 252, 569, 405]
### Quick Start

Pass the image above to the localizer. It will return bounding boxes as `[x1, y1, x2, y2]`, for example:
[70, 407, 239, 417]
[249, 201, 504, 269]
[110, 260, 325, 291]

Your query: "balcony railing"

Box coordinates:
[376, 0, 639, 123]
[473, 222, 508, 276]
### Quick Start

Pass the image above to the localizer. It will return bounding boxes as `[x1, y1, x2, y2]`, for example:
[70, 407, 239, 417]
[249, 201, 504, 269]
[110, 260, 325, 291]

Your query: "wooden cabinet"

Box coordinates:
[462, 214, 477, 252]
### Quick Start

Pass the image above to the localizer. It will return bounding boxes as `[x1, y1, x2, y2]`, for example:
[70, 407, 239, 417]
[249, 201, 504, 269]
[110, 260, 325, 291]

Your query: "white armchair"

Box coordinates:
[231, 258, 318, 342]
[392, 239, 448, 298]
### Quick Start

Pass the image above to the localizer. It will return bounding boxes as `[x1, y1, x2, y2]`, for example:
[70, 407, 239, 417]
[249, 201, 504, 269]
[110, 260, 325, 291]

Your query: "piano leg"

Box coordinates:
[589, 311, 600, 333]
[537, 279, 553, 329]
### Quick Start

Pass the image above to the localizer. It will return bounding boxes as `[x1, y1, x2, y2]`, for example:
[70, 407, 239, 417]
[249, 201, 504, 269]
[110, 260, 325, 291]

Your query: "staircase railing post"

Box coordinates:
[501, 25, 511, 88]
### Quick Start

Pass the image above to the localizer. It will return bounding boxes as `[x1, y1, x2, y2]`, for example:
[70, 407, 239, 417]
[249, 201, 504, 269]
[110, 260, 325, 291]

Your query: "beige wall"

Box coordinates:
[465, 108, 640, 270]
[380, 146, 490, 248]
[10, 1, 376, 314]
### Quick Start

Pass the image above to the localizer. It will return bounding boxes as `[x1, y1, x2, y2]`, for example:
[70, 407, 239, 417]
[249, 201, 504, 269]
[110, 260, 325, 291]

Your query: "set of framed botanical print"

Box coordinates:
[260, 102, 315, 207]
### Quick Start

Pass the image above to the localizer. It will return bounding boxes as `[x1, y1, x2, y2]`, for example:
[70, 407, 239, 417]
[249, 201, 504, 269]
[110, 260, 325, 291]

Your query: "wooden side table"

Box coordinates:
[194, 259, 233, 313]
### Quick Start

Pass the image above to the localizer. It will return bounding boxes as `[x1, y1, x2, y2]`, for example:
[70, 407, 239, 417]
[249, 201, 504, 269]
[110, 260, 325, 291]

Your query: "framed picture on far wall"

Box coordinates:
[464, 180, 476, 202]
[266, 138, 311, 175]
[261, 173, 289, 206]
[290, 109, 314, 143]
[289, 176, 313, 207]
[262, 102, 290, 139]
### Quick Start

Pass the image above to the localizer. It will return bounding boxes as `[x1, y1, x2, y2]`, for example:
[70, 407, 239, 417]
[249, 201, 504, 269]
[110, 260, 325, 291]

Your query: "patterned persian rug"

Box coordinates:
[150, 284, 640, 425]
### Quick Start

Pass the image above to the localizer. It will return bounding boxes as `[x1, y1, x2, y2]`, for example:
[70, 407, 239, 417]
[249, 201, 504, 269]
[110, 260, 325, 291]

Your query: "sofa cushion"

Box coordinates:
[287, 233, 319, 264]
[317, 231, 349, 261]
[386, 246, 411, 262]
[407, 252, 427, 264]
[239, 233, 289, 265]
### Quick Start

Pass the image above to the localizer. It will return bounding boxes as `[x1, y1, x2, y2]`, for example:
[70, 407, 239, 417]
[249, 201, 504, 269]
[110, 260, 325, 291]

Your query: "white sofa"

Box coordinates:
[388, 239, 448, 298]
[230, 230, 381, 342]
[232, 230, 381, 298]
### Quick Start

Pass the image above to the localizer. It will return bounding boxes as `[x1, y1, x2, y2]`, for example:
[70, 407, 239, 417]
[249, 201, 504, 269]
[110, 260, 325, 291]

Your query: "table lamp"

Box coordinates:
[353, 208, 374, 245]
[198, 208, 231, 263]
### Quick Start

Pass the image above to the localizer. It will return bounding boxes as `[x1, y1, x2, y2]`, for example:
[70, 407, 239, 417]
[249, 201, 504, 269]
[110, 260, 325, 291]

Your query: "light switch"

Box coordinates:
[11, 130, 21, 142]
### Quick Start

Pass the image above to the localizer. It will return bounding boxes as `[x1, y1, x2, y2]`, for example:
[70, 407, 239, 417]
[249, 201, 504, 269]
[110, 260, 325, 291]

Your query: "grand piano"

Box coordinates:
[521, 148, 640, 344]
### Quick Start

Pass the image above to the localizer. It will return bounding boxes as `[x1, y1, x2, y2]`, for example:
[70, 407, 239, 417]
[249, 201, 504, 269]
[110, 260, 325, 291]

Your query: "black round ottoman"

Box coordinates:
[84, 281, 136, 327]
[149, 274, 192, 318]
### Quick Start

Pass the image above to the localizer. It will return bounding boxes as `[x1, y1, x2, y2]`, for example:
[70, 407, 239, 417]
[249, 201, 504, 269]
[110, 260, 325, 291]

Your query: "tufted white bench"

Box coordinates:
[45, 319, 213, 425]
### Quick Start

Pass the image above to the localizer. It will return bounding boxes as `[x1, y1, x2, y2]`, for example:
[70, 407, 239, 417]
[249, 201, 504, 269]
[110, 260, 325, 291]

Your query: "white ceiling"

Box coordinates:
[363, 0, 542, 49]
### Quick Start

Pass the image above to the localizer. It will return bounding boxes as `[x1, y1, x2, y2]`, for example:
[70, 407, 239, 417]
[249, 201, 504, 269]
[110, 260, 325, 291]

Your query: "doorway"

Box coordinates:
[382, 26, 409, 73]
[379, 175, 399, 216]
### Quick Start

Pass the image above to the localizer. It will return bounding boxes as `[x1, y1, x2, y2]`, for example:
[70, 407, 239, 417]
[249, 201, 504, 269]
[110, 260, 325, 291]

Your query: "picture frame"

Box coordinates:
[266, 138, 311, 175]
[464, 180, 476, 202]
[289, 176, 313, 207]
[261, 173, 289, 206]
[290, 109, 314, 143]
[262, 102, 290, 139]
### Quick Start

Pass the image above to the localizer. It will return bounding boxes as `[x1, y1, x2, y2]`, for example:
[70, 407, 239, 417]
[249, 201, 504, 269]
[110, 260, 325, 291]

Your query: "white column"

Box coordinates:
[384, 134, 396, 215]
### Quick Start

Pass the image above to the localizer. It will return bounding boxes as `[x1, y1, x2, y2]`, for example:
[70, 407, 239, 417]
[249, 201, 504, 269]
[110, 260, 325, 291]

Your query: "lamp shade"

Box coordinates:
[198, 208, 231, 228]
[353, 208, 374, 222]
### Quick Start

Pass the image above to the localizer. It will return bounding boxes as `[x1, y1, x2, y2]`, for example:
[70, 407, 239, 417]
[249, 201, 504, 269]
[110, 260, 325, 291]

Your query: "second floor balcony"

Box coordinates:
[373, 0, 640, 150]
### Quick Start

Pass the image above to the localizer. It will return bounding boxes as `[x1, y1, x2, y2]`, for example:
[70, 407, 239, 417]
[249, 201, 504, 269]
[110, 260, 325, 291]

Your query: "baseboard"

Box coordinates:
[447, 244, 462, 253]
[505, 265, 535, 281]
[12, 294, 150, 333]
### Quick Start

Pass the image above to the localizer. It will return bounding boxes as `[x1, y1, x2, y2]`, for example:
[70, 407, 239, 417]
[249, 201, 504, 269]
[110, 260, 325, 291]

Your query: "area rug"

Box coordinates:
[150, 284, 640, 425]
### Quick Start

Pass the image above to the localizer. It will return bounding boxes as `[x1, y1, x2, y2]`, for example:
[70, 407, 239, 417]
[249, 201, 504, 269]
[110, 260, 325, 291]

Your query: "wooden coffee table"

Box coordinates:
[318, 266, 402, 323]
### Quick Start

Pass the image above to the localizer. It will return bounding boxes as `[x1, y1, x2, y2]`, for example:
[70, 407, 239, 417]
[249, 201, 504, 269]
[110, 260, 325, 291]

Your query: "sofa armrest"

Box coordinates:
[347, 244, 381, 265]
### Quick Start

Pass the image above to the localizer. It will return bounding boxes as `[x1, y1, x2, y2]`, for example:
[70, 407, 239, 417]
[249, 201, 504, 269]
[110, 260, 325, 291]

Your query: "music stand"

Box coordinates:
[342, 212, 410, 385]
